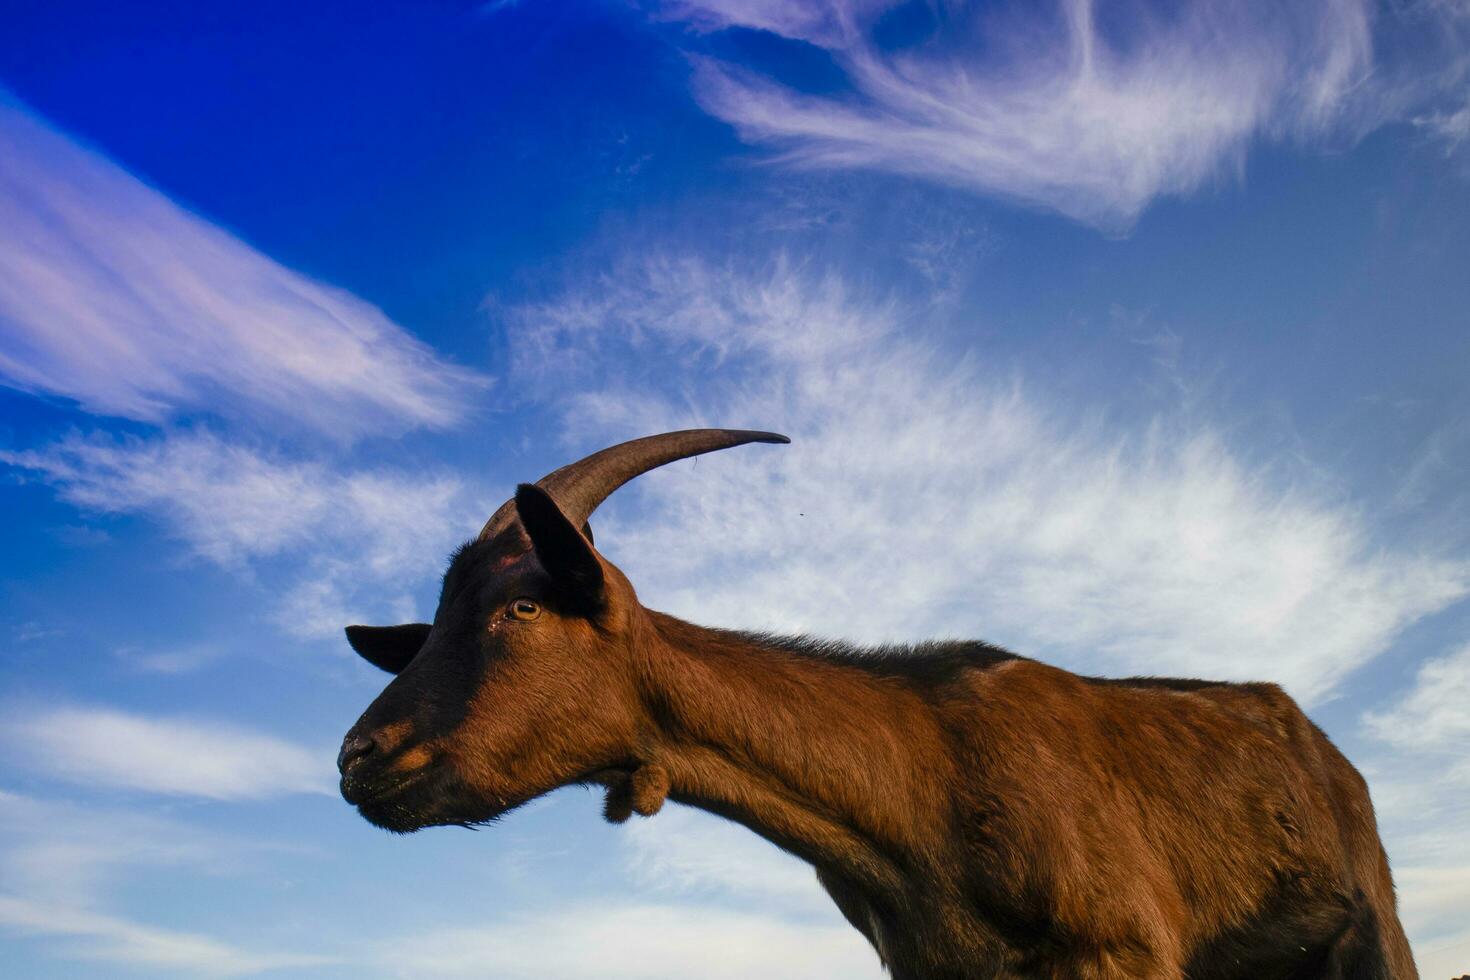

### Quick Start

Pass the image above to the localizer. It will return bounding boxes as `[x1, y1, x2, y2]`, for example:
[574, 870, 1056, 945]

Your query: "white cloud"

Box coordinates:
[0, 791, 331, 976]
[0, 429, 483, 636]
[0, 789, 294, 904]
[666, 0, 1465, 228]
[622, 804, 832, 916]
[0, 90, 491, 641]
[0, 88, 482, 436]
[2, 432, 337, 563]
[1375, 806, 1470, 966]
[0, 789, 871, 979]
[0, 895, 332, 978]
[1395, 866, 1470, 974]
[1364, 641, 1470, 755]
[374, 793, 880, 979]
[1415, 96, 1470, 152]
[111, 643, 225, 675]
[376, 903, 879, 979]
[1360, 642, 1470, 964]
[510, 256, 1467, 705]
[4, 707, 332, 800]
[655, 0, 892, 47]
[1416, 934, 1470, 980]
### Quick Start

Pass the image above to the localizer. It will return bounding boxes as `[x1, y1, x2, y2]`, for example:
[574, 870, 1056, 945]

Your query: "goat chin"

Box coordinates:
[354, 769, 496, 834]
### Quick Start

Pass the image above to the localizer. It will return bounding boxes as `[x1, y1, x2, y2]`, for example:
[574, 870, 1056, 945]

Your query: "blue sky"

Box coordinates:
[2, 1, 1469, 976]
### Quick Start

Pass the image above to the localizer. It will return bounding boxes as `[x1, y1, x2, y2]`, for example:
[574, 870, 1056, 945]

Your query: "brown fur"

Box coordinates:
[337, 458, 1416, 980]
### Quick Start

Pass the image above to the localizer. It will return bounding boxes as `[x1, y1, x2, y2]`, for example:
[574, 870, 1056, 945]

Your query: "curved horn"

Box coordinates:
[478, 428, 790, 542]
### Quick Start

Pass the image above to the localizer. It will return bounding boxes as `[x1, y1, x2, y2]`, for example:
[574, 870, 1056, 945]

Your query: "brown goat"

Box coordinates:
[338, 429, 1416, 980]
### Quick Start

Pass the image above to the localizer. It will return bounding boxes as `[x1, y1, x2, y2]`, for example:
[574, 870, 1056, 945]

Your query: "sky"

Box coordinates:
[1, 1, 1468, 976]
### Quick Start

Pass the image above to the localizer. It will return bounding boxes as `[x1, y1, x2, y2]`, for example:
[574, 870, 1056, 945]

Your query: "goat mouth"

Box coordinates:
[355, 769, 482, 834]
[341, 766, 431, 808]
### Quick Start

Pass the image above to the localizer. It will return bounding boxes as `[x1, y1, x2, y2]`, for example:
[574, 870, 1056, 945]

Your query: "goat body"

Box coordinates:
[338, 429, 1416, 979]
[635, 616, 1414, 979]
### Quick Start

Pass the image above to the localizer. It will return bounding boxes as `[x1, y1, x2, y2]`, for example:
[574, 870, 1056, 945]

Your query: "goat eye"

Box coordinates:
[508, 598, 541, 622]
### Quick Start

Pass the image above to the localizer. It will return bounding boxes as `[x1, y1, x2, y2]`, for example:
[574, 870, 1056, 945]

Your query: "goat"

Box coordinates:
[338, 429, 1416, 979]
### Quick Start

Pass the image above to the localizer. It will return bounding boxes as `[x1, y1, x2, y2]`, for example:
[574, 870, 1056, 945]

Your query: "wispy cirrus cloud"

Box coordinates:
[0, 429, 471, 567]
[655, 0, 893, 47]
[665, 0, 1467, 228]
[0, 88, 482, 437]
[0, 430, 483, 636]
[623, 804, 832, 915]
[1416, 97, 1470, 154]
[0, 896, 333, 978]
[2, 432, 358, 564]
[506, 251, 1468, 971]
[508, 255, 1468, 704]
[0, 90, 494, 641]
[0, 790, 332, 976]
[0, 788, 871, 979]
[4, 706, 331, 800]
[1365, 640, 1470, 757]
[0, 789, 293, 904]
[1359, 642, 1470, 965]
[376, 902, 878, 979]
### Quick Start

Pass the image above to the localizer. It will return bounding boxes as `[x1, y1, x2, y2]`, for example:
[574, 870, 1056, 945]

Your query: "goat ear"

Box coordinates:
[345, 623, 431, 674]
[515, 483, 605, 612]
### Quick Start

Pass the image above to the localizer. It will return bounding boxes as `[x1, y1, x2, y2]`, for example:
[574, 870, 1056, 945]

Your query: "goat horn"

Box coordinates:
[478, 428, 790, 542]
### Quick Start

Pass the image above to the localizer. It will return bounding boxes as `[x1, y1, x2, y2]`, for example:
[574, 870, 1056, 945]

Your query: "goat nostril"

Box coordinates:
[338, 734, 376, 774]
